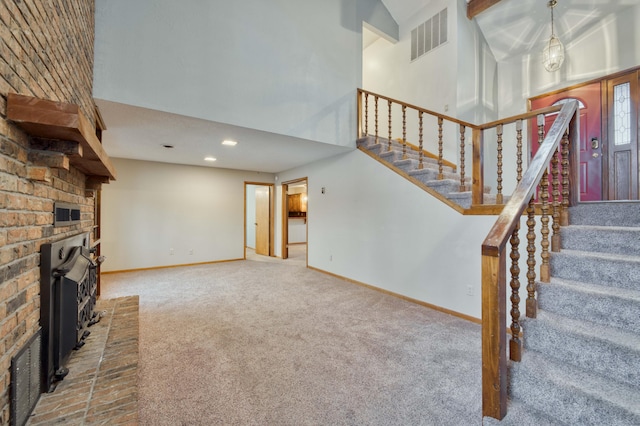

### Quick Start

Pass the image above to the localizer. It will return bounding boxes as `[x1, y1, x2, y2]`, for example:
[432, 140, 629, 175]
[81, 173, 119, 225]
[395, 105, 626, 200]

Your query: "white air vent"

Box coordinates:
[411, 8, 447, 61]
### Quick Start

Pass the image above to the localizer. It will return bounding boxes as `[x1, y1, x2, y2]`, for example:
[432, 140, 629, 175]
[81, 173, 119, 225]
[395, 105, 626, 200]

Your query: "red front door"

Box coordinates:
[530, 82, 603, 201]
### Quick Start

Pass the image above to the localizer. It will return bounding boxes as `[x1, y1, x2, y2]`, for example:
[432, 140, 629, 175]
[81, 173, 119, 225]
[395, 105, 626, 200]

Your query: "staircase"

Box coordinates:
[487, 201, 640, 425]
[357, 136, 493, 209]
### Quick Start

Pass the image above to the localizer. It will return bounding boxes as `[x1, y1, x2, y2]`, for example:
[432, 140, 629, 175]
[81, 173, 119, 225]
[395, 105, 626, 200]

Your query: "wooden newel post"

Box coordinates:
[482, 246, 507, 420]
[472, 128, 484, 206]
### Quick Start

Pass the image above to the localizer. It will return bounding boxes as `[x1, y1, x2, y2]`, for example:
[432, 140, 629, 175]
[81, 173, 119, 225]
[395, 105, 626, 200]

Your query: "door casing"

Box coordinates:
[244, 182, 275, 258]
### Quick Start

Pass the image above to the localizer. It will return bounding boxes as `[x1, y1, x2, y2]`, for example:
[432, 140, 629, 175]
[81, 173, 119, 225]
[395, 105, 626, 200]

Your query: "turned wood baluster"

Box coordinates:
[537, 114, 545, 146]
[496, 124, 504, 204]
[526, 197, 537, 318]
[551, 148, 561, 252]
[516, 119, 523, 184]
[374, 96, 379, 144]
[364, 93, 369, 136]
[509, 221, 522, 361]
[540, 167, 551, 283]
[561, 130, 570, 226]
[418, 111, 424, 169]
[402, 105, 407, 159]
[509, 120, 523, 361]
[459, 124, 466, 191]
[438, 117, 444, 180]
[388, 100, 393, 151]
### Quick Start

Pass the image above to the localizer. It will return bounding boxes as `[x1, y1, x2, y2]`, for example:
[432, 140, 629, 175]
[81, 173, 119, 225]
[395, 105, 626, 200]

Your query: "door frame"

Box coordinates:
[604, 69, 640, 200]
[244, 182, 275, 258]
[281, 177, 308, 261]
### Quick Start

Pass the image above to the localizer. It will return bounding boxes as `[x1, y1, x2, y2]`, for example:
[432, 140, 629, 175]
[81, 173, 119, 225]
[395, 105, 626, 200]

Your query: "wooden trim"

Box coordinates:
[282, 183, 289, 259]
[281, 177, 308, 261]
[394, 138, 457, 170]
[307, 266, 482, 324]
[481, 251, 507, 419]
[529, 64, 640, 104]
[601, 79, 610, 199]
[472, 128, 484, 205]
[7, 93, 116, 179]
[467, 0, 502, 19]
[465, 204, 506, 215]
[101, 258, 244, 275]
[94, 102, 107, 131]
[28, 150, 69, 169]
[359, 146, 511, 215]
[479, 105, 562, 130]
[244, 181, 276, 259]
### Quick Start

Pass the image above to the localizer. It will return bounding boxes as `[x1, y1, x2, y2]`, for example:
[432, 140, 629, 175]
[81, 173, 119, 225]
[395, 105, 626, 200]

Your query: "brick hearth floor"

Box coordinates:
[27, 296, 139, 425]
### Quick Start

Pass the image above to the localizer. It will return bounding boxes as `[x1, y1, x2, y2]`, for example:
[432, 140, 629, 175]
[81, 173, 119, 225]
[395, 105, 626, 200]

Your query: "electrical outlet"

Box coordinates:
[466, 285, 473, 296]
[169, 248, 174, 255]
[329, 255, 332, 261]
[189, 249, 194, 255]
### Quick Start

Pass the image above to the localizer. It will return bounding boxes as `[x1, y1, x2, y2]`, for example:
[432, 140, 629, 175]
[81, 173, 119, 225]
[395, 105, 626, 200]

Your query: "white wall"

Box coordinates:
[94, 0, 397, 148]
[498, 3, 640, 118]
[362, 0, 498, 185]
[101, 158, 274, 272]
[276, 150, 496, 319]
[491, 3, 640, 195]
[288, 219, 307, 244]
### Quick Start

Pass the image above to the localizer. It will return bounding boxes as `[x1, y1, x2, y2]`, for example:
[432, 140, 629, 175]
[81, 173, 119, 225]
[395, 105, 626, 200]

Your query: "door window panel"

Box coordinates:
[614, 82, 631, 146]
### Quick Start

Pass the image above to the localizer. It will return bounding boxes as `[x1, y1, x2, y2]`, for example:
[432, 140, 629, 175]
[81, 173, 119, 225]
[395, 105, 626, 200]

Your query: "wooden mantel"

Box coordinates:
[7, 93, 116, 180]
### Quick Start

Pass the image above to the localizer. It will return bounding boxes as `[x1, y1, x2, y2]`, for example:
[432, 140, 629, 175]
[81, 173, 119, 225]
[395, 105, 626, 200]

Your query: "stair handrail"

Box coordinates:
[358, 88, 476, 131]
[481, 100, 580, 420]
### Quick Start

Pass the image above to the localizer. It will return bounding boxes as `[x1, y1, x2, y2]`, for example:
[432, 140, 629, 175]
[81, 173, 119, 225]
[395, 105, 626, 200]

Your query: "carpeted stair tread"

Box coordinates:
[550, 249, 640, 290]
[522, 310, 640, 387]
[482, 400, 568, 426]
[539, 278, 640, 333]
[510, 350, 640, 425]
[358, 135, 498, 209]
[569, 202, 640, 227]
[561, 224, 640, 255]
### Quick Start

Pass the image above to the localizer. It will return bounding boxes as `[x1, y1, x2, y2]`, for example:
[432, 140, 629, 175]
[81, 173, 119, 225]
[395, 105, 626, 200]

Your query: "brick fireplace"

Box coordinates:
[0, 1, 116, 424]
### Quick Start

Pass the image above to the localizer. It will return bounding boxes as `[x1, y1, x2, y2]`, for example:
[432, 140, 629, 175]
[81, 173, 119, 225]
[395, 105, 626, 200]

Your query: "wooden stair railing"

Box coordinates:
[358, 88, 473, 180]
[358, 89, 566, 208]
[480, 100, 580, 420]
[472, 105, 563, 206]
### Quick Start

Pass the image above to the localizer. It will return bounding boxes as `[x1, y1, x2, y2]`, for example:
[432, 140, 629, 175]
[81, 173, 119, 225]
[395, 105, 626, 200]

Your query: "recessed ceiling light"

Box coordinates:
[204, 156, 217, 162]
[222, 140, 238, 146]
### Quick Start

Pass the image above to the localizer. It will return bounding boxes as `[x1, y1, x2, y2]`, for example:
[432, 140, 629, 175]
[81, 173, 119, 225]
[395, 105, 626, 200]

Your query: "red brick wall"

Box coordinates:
[0, 1, 97, 423]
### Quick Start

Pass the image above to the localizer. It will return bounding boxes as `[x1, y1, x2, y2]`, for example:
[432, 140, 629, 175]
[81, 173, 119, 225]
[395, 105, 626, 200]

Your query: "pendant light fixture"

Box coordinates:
[542, 0, 564, 72]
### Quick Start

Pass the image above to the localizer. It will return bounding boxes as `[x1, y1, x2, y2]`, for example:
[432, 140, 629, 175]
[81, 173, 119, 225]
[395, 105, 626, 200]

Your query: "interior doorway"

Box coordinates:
[530, 82, 602, 201]
[281, 178, 307, 262]
[530, 66, 640, 201]
[245, 182, 274, 258]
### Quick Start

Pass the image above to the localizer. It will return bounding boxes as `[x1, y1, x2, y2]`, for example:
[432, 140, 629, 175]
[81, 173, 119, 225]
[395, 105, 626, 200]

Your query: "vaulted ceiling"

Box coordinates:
[381, 0, 634, 62]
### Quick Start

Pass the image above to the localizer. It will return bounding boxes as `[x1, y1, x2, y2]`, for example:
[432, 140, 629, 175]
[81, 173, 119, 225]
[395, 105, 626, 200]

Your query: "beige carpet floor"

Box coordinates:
[101, 255, 482, 425]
